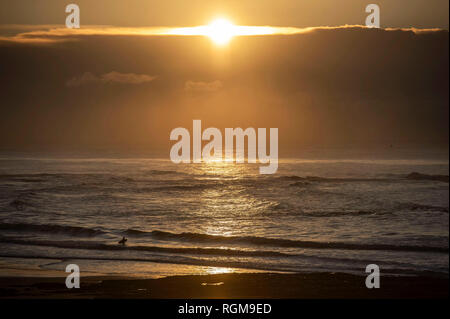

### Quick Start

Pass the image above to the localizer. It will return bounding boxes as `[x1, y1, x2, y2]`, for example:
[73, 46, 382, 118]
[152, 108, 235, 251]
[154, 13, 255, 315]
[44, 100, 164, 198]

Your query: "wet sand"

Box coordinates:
[0, 273, 448, 299]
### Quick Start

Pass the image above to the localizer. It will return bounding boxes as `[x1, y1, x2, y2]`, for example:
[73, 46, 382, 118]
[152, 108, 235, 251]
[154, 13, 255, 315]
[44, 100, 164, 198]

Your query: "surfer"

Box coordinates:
[118, 236, 127, 245]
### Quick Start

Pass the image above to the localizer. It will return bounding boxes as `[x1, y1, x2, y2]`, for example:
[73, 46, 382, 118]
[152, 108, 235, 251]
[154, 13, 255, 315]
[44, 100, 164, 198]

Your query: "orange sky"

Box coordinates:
[0, 1, 448, 155]
[0, 0, 448, 29]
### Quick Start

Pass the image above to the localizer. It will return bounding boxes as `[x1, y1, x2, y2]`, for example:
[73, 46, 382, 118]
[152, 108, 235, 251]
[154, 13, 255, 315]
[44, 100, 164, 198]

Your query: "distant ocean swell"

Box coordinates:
[1, 171, 448, 183]
[6, 195, 450, 214]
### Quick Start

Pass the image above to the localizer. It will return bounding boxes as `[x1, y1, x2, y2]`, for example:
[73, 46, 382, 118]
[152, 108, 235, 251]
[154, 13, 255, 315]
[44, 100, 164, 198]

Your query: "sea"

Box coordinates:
[0, 149, 448, 278]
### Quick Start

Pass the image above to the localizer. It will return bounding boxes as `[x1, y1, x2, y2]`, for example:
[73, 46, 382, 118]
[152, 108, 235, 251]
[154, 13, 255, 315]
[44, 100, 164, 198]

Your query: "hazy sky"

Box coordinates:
[0, 1, 448, 155]
[0, 0, 448, 28]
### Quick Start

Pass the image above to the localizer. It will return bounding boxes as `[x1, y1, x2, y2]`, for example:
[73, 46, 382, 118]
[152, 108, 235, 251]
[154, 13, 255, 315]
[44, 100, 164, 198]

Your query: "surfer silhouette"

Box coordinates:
[118, 236, 127, 245]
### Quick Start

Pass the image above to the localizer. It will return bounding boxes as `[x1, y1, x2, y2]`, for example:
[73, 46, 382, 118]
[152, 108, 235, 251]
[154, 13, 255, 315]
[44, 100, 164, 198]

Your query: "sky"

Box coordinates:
[0, 0, 448, 28]
[0, 1, 448, 155]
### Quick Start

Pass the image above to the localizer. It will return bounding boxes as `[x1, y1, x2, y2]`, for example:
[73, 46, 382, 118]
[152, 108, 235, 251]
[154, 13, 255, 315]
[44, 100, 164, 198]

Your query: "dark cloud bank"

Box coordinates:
[0, 27, 448, 155]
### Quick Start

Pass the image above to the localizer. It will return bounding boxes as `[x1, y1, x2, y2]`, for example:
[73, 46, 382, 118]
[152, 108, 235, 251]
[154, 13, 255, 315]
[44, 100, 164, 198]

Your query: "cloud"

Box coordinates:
[0, 25, 447, 150]
[66, 71, 157, 87]
[384, 27, 445, 34]
[184, 80, 223, 92]
[0, 24, 447, 45]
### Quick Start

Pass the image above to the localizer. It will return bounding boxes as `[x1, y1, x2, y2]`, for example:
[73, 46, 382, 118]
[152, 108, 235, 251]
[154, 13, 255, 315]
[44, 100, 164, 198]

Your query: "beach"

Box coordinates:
[0, 273, 448, 299]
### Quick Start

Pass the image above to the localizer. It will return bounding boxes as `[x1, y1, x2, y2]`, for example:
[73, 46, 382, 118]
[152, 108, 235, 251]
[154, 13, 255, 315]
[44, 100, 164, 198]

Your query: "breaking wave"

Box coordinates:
[124, 229, 448, 253]
[0, 222, 107, 237]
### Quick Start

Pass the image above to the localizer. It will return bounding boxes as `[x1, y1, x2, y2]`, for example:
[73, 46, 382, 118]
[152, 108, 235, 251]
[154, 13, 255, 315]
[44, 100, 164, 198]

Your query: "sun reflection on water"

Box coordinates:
[203, 266, 235, 275]
[184, 161, 270, 239]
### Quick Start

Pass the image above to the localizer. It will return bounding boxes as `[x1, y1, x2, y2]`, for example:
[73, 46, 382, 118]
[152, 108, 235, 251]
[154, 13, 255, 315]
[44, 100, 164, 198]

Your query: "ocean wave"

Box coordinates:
[0, 222, 107, 237]
[149, 184, 211, 192]
[9, 199, 33, 210]
[277, 175, 394, 183]
[278, 172, 450, 184]
[0, 173, 92, 179]
[301, 210, 379, 217]
[396, 203, 449, 213]
[301, 206, 449, 216]
[2, 171, 448, 185]
[124, 229, 449, 253]
[0, 252, 299, 273]
[406, 172, 449, 183]
[0, 236, 289, 258]
[108, 176, 135, 183]
[145, 170, 182, 175]
[7, 191, 39, 210]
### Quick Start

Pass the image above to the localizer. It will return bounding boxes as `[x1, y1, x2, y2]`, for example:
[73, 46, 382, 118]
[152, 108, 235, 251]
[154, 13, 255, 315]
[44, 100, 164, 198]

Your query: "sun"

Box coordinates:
[167, 18, 280, 45]
[205, 18, 236, 45]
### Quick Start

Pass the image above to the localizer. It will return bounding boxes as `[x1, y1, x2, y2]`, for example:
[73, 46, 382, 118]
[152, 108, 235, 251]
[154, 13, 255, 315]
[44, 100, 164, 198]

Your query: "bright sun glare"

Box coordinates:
[167, 18, 283, 45]
[205, 18, 236, 45]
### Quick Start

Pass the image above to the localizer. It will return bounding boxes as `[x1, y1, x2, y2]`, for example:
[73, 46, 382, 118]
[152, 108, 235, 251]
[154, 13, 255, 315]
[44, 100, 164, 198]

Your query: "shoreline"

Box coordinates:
[0, 272, 448, 299]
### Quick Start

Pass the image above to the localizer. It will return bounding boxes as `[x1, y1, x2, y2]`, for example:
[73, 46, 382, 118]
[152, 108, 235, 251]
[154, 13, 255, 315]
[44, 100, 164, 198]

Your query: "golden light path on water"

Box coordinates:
[175, 161, 279, 276]
[187, 161, 267, 239]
